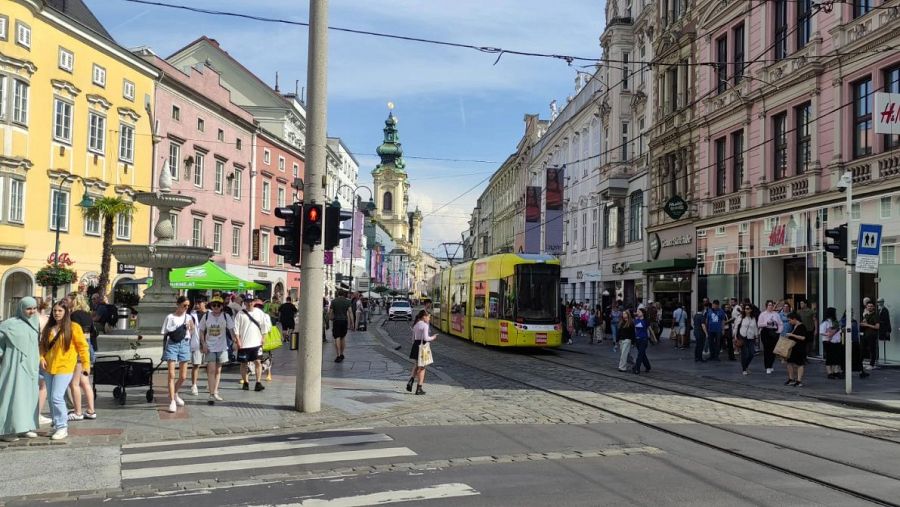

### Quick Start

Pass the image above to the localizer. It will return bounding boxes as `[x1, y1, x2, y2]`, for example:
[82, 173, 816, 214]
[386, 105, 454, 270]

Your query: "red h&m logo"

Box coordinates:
[881, 100, 900, 125]
[769, 224, 786, 247]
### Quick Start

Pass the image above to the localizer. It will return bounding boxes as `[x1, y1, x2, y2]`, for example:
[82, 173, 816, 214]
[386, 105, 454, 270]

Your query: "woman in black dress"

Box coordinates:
[784, 312, 808, 387]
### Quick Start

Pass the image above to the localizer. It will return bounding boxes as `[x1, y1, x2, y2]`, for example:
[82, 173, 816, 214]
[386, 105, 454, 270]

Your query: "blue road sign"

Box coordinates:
[857, 223, 883, 256]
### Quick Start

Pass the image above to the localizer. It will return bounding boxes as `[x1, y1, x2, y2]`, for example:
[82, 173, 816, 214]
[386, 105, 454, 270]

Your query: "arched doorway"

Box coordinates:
[3, 270, 34, 320]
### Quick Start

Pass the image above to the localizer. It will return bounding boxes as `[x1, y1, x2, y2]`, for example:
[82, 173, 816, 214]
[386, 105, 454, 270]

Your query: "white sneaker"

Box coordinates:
[167, 400, 177, 413]
[174, 395, 185, 406]
[21, 431, 38, 438]
[212, 392, 224, 401]
[864, 364, 874, 371]
[742, 370, 750, 376]
[190, 384, 199, 396]
[39, 415, 52, 426]
[50, 428, 68, 440]
[766, 368, 773, 374]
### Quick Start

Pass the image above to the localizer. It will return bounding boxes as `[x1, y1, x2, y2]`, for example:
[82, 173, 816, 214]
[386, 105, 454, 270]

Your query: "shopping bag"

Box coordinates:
[262, 326, 283, 352]
[417, 342, 434, 367]
[774, 336, 796, 359]
[702, 339, 711, 360]
[660, 327, 672, 341]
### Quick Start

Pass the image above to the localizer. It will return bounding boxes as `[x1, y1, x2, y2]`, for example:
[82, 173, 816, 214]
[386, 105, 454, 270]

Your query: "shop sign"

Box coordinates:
[768, 224, 787, 247]
[47, 252, 75, 266]
[117, 263, 136, 274]
[663, 195, 688, 220]
[649, 233, 662, 260]
[874, 92, 900, 134]
[612, 262, 630, 274]
[251, 229, 260, 261]
[662, 234, 692, 248]
[324, 250, 333, 265]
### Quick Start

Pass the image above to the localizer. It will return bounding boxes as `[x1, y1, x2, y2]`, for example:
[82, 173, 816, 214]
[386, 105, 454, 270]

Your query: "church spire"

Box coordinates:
[374, 111, 406, 173]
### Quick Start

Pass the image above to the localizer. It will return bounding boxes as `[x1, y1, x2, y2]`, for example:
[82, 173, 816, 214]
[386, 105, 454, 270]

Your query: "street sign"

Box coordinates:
[663, 195, 688, 220]
[324, 250, 333, 265]
[855, 223, 883, 274]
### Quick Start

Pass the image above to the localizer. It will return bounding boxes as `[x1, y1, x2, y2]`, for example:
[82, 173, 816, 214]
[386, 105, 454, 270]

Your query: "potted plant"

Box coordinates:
[35, 265, 78, 287]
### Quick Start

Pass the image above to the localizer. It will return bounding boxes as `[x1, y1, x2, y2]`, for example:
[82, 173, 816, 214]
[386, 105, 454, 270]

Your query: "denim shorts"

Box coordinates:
[162, 338, 191, 362]
[204, 350, 228, 364]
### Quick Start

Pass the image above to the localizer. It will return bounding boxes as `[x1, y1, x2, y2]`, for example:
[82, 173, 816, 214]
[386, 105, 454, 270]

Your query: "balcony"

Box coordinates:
[598, 170, 630, 201]
[765, 172, 815, 204]
[847, 151, 900, 186]
[758, 37, 824, 88]
[708, 193, 746, 215]
[830, 3, 900, 52]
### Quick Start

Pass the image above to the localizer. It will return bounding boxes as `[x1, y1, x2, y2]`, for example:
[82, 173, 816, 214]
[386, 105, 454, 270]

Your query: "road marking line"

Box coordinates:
[122, 434, 393, 463]
[121, 447, 417, 480]
[251, 483, 480, 506]
[123, 432, 280, 449]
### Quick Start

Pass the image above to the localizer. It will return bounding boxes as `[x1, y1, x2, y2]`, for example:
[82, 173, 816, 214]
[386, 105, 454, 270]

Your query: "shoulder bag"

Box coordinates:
[774, 335, 796, 359]
[165, 316, 188, 343]
[417, 340, 434, 367]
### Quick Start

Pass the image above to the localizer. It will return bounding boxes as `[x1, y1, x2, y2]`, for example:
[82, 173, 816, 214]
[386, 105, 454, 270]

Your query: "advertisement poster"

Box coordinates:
[524, 186, 542, 254]
[544, 167, 564, 255]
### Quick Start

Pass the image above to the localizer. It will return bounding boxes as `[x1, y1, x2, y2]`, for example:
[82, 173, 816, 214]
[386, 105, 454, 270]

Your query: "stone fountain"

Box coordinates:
[112, 168, 212, 334]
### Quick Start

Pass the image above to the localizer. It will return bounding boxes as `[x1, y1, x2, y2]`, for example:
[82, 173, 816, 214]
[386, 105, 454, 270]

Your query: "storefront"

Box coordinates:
[633, 223, 696, 322]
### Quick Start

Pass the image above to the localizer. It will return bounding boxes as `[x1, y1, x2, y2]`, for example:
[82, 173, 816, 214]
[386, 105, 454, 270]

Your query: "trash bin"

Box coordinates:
[116, 306, 129, 330]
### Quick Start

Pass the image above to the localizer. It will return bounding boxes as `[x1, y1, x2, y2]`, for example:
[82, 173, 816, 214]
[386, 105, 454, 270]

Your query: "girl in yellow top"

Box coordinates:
[39, 302, 90, 440]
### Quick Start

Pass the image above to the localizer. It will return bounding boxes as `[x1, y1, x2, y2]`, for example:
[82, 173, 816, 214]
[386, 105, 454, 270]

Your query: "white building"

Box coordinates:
[326, 137, 362, 295]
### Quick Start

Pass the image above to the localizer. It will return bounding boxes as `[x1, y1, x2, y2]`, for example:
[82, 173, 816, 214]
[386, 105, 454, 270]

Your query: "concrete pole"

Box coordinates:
[296, 0, 328, 412]
[845, 173, 853, 395]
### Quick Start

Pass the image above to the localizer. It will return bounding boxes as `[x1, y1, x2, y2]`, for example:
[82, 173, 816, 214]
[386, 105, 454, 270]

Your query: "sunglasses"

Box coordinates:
[181, 303, 191, 308]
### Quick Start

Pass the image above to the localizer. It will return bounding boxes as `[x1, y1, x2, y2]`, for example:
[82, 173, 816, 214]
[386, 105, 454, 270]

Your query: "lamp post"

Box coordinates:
[334, 184, 375, 294]
[842, 171, 854, 395]
[52, 175, 94, 301]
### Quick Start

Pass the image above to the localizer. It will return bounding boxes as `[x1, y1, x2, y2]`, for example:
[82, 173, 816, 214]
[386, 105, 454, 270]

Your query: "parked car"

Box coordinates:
[388, 300, 413, 321]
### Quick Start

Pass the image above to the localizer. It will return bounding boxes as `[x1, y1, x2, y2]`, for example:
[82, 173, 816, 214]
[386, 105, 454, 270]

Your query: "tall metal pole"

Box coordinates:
[296, 0, 328, 412]
[845, 173, 853, 395]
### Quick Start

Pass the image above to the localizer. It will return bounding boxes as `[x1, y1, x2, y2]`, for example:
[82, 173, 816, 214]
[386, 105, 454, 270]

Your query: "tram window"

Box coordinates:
[488, 280, 500, 318]
[474, 295, 486, 317]
[500, 276, 515, 320]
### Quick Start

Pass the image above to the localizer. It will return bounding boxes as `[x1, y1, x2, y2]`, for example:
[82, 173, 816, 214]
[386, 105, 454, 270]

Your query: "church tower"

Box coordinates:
[372, 111, 411, 243]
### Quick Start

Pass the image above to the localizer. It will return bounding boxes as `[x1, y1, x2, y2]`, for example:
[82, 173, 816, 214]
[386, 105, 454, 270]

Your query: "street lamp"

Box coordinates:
[52, 174, 94, 300]
[334, 184, 375, 293]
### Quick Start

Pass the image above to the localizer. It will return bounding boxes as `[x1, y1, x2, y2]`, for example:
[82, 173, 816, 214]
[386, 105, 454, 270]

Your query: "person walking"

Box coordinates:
[39, 301, 90, 440]
[198, 296, 234, 403]
[610, 302, 622, 350]
[722, 302, 736, 361]
[672, 303, 687, 349]
[841, 312, 869, 379]
[592, 305, 604, 344]
[860, 300, 880, 370]
[616, 310, 635, 372]
[877, 298, 891, 364]
[279, 297, 297, 343]
[565, 305, 575, 344]
[757, 301, 783, 374]
[703, 300, 727, 362]
[735, 303, 759, 375]
[632, 309, 653, 374]
[0, 298, 41, 442]
[67, 296, 97, 421]
[406, 310, 437, 395]
[234, 298, 270, 391]
[784, 312, 809, 387]
[188, 300, 206, 396]
[820, 307, 842, 379]
[693, 302, 708, 362]
[160, 296, 195, 413]
[328, 290, 354, 362]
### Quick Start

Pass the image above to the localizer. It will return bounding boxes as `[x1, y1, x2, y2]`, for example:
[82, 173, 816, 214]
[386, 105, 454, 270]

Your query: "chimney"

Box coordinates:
[275, 71, 280, 92]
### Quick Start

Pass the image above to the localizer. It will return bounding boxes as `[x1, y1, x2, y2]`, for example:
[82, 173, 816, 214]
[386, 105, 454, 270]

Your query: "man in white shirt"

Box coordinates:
[199, 296, 234, 403]
[234, 297, 271, 392]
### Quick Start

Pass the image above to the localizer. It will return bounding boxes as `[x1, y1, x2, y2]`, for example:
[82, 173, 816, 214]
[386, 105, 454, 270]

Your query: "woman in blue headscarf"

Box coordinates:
[0, 297, 41, 441]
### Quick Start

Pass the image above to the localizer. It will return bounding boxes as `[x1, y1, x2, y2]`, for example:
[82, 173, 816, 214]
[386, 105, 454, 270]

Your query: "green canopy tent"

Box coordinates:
[146, 261, 265, 291]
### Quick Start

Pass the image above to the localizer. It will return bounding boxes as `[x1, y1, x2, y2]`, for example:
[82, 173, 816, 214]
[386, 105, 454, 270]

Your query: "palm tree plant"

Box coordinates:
[81, 196, 136, 296]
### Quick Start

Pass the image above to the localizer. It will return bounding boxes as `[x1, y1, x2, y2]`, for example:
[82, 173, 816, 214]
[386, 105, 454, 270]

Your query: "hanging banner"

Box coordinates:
[524, 186, 541, 254]
[544, 167, 564, 255]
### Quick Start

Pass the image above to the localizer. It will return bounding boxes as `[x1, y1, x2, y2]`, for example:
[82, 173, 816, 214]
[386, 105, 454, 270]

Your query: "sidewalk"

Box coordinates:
[560, 333, 900, 413]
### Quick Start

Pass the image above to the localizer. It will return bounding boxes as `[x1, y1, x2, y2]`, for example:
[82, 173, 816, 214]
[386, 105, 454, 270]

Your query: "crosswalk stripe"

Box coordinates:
[123, 432, 281, 450]
[121, 447, 417, 481]
[250, 483, 480, 506]
[122, 433, 394, 463]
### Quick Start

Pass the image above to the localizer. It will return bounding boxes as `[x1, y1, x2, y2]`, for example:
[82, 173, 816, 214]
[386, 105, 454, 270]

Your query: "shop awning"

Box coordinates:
[143, 262, 265, 291]
[631, 258, 696, 272]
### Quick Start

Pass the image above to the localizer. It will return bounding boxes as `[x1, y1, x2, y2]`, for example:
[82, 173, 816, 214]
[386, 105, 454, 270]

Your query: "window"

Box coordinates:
[170, 104, 180, 121]
[0, 77, 6, 120]
[383, 191, 393, 212]
[713, 249, 727, 275]
[214, 160, 224, 194]
[716, 226, 727, 236]
[884, 67, 900, 150]
[881, 196, 892, 219]
[197, 118, 205, 132]
[854, 0, 871, 18]
[605, 206, 620, 248]
[50, 189, 69, 232]
[213, 222, 223, 254]
[193, 153, 204, 187]
[192, 218, 203, 247]
[58, 48, 74, 72]
[881, 245, 896, 265]
[232, 226, 241, 256]
[116, 213, 131, 240]
[236, 138, 242, 151]
[15, 21, 30, 49]
[622, 52, 630, 90]
[715, 137, 727, 195]
[278, 156, 285, 172]
[217, 129, 224, 142]
[0, 16, 7, 40]
[572, 213, 578, 250]
[591, 208, 598, 247]
[733, 24, 745, 84]
[168, 142, 181, 179]
[275, 237, 285, 265]
[666, 67, 678, 113]
[118, 124, 134, 162]
[260, 232, 270, 264]
[621, 122, 629, 161]
[8, 179, 24, 223]
[795, 102, 811, 174]
[797, 0, 812, 49]
[262, 180, 271, 211]
[581, 211, 587, 250]
[12, 79, 28, 125]
[853, 78, 873, 159]
[773, 112, 788, 180]
[170, 213, 178, 236]
[53, 99, 73, 143]
[123, 79, 135, 101]
[263, 149, 271, 165]
[732, 130, 744, 192]
[774, 0, 788, 60]
[293, 163, 299, 178]
[629, 191, 643, 242]
[233, 169, 242, 199]
[639, 45, 646, 85]
[277, 187, 285, 207]
[716, 36, 727, 94]
[88, 113, 106, 154]
[91, 64, 106, 87]
[852, 202, 861, 220]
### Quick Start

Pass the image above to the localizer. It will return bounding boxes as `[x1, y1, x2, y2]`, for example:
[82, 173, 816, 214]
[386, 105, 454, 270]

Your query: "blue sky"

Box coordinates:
[88, 0, 604, 256]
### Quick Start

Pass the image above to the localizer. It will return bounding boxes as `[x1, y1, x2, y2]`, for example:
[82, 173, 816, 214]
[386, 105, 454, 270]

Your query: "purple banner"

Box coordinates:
[544, 167, 564, 255]
[524, 186, 541, 254]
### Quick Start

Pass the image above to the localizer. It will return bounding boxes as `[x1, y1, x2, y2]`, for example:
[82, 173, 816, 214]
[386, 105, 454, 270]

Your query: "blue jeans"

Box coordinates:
[42, 371, 74, 430]
[694, 331, 707, 361]
[611, 322, 619, 342]
[707, 331, 722, 360]
[633, 339, 651, 372]
[740, 338, 756, 372]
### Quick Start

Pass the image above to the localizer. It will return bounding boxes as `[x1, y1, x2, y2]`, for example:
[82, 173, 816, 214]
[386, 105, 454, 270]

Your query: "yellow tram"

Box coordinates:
[427, 253, 561, 347]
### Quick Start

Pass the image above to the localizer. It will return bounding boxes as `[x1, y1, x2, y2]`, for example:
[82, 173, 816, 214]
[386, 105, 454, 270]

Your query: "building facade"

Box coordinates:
[0, 0, 157, 318]
[326, 137, 361, 297]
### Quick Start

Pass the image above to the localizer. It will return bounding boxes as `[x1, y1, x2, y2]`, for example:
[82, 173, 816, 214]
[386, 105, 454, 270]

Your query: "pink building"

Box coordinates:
[692, 0, 900, 359]
[137, 50, 256, 281]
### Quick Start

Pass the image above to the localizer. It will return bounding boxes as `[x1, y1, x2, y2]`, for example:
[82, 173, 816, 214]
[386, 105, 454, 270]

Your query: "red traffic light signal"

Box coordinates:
[302, 203, 323, 247]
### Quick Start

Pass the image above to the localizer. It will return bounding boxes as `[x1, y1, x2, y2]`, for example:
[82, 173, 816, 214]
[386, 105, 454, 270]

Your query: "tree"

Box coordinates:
[82, 196, 136, 297]
[373, 285, 389, 295]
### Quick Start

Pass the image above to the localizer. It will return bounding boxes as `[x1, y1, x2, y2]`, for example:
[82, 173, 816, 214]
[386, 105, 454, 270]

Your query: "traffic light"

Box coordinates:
[302, 203, 323, 247]
[324, 201, 354, 250]
[273, 203, 301, 266]
[824, 223, 848, 262]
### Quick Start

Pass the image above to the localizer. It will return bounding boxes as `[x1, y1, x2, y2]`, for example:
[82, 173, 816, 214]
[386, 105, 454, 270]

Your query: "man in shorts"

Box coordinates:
[233, 297, 271, 391]
[328, 289, 354, 362]
[199, 296, 234, 402]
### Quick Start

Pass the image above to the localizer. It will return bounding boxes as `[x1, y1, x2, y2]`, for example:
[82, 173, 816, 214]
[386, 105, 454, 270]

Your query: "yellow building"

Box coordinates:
[0, 0, 158, 318]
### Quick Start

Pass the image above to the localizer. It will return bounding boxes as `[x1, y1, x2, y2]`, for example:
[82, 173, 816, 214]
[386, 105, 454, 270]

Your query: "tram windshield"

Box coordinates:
[516, 263, 560, 324]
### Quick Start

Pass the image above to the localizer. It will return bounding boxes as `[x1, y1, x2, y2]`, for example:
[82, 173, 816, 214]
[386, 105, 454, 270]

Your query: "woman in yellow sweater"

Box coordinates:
[39, 302, 90, 440]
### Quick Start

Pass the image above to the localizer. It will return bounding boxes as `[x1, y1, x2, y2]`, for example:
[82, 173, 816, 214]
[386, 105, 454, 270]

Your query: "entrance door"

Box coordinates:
[4, 271, 33, 319]
[783, 257, 806, 306]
